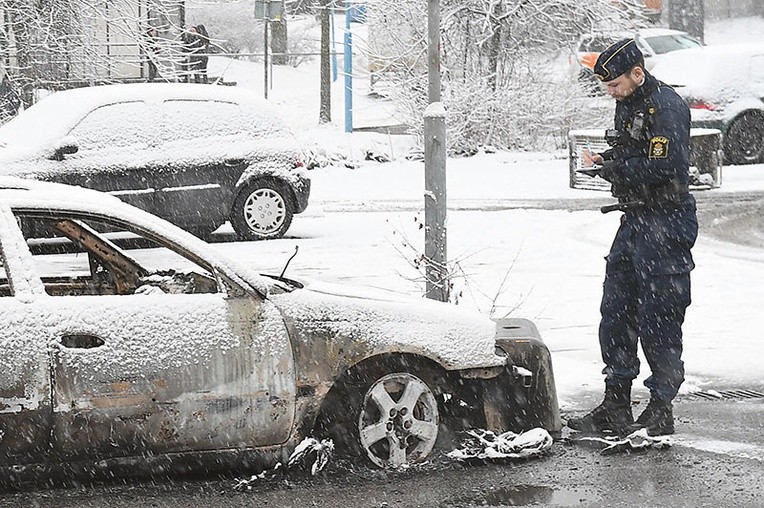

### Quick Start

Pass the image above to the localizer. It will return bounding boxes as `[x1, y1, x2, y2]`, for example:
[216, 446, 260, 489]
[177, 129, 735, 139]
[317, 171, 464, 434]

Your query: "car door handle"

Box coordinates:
[225, 158, 245, 166]
[60, 334, 105, 349]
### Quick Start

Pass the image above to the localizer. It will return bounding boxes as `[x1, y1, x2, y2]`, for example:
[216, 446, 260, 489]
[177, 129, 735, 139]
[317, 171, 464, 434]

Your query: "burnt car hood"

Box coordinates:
[266, 277, 505, 371]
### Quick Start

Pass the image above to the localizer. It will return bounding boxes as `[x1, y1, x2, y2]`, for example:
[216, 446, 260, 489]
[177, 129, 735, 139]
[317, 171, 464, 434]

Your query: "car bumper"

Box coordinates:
[294, 174, 311, 214]
[473, 318, 562, 436]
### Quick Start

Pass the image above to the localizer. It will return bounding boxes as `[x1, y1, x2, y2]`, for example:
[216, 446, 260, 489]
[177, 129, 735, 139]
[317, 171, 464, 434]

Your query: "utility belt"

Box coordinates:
[602, 181, 690, 214]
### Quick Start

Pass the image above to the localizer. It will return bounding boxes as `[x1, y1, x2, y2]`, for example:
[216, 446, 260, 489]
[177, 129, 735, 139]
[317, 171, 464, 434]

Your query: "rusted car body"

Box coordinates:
[0, 178, 560, 483]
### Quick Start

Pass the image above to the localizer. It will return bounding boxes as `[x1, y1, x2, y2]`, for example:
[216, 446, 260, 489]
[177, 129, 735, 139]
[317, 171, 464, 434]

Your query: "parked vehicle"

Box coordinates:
[650, 44, 764, 165]
[573, 28, 702, 92]
[0, 177, 560, 482]
[0, 83, 310, 240]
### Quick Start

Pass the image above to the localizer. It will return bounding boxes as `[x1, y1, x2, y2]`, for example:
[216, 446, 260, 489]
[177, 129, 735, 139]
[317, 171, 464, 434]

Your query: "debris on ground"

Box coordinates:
[568, 428, 672, 455]
[234, 437, 334, 491]
[447, 428, 554, 461]
[287, 437, 335, 475]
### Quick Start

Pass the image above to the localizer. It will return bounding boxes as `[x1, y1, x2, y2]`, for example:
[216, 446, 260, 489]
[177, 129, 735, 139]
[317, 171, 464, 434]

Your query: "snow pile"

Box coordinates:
[448, 428, 553, 461]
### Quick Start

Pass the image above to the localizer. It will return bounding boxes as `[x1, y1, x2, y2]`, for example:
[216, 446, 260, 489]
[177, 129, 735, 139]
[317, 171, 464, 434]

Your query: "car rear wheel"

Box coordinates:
[724, 111, 764, 165]
[358, 372, 440, 468]
[230, 177, 294, 240]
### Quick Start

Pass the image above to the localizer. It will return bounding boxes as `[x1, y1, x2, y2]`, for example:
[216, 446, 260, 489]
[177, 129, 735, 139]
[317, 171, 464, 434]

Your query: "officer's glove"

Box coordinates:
[597, 160, 619, 183]
[575, 167, 602, 178]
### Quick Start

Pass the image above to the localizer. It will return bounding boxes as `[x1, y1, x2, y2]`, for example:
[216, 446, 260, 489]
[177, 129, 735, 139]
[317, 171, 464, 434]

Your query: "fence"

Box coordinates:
[568, 128, 723, 191]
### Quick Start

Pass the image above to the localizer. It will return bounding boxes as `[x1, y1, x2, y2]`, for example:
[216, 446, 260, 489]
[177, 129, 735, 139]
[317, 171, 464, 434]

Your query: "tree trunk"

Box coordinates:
[487, 1, 503, 92]
[271, 18, 288, 65]
[668, 0, 704, 43]
[319, 0, 331, 124]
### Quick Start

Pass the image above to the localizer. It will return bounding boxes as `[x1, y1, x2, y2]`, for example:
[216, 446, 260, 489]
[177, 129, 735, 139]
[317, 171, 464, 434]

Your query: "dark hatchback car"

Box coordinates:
[0, 83, 310, 239]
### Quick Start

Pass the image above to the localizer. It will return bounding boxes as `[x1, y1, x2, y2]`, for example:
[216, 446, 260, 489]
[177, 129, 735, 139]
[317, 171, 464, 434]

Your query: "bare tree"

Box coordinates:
[1, 0, 186, 106]
[364, 0, 643, 153]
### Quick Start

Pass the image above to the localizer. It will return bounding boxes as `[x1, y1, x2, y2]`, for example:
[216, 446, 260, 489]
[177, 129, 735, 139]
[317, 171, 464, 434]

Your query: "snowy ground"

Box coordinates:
[199, 15, 764, 410]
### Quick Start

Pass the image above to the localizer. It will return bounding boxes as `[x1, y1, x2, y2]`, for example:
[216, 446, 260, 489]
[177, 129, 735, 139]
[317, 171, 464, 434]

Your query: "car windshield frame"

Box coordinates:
[0, 94, 83, 148]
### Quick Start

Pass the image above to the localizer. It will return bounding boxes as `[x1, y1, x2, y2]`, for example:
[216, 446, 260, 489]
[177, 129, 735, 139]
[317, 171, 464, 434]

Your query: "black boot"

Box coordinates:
[567, 386, 633, 435]
[633, 398, 674, 436]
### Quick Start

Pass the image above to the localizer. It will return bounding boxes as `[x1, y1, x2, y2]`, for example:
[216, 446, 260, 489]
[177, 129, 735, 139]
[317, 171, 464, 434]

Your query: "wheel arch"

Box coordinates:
[303, 352, 471, 441]
[233, 167, 299, 215]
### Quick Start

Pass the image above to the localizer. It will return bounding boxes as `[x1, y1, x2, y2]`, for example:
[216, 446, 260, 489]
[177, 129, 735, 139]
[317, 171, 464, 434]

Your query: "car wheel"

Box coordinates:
[724, 111, 764, 165]
[230, 177, 294, 240]
[357, 372, 440, 468]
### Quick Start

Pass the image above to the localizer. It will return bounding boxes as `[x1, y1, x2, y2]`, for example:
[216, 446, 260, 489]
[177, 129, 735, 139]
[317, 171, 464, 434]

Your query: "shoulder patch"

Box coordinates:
[649, 136, 669, 159]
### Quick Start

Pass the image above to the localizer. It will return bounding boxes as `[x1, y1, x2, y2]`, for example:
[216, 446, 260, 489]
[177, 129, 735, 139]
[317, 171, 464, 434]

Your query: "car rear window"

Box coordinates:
[644, 34, 702, 55]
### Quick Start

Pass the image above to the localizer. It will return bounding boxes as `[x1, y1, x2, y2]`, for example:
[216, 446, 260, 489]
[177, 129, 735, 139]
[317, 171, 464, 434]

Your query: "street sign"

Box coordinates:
[254, 0, 284, 21]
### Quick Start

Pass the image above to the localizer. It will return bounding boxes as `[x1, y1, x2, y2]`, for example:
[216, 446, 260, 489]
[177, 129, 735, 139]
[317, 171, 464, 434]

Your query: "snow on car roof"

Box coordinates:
[0, 83, 289, 149]
[0, 176, 269, 296]
[651, 44, 764, 89]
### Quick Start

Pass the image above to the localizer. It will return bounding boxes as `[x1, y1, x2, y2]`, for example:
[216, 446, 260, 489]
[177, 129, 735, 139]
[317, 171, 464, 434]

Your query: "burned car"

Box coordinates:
[0, 83, 310, 240]
[0, 178, 559, 482]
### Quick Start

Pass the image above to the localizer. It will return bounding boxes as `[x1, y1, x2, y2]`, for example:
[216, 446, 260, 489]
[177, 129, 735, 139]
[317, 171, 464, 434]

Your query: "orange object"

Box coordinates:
[645, 0, 662, 10]
[580, 52, 599, 69]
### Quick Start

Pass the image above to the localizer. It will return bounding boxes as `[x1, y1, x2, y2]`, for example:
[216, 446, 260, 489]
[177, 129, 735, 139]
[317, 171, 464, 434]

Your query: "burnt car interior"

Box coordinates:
[15, 213, 219, 297]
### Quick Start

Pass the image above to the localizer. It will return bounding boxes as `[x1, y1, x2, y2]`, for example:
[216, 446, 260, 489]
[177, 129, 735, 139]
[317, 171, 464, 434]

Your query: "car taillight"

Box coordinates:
[688, 99, 718, 111]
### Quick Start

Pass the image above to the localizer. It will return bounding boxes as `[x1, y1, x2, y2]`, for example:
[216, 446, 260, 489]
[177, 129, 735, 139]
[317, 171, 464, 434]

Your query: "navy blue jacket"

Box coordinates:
[599, 72, 698, 276]
[600, 72, 692, 202]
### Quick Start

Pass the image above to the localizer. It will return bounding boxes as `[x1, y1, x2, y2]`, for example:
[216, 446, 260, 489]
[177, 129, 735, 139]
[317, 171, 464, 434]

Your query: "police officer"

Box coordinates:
[567, 39, 698, 436]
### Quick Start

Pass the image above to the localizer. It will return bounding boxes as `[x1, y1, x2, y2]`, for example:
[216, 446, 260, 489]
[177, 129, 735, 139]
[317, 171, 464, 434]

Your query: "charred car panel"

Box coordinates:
[0, 178, 560, 481]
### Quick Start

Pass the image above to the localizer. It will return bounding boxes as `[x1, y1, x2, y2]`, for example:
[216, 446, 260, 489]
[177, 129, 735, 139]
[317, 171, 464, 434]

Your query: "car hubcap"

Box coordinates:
[243, 188, 286, 234]
[359, 373, 439, 468]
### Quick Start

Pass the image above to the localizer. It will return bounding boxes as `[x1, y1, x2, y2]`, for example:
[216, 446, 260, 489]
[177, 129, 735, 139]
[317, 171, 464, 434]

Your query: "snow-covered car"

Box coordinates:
[572, 28, 702, 91]
[0, 83, 310, 240]
[650, 44, 764, 165]
[0, 178, 560, 482]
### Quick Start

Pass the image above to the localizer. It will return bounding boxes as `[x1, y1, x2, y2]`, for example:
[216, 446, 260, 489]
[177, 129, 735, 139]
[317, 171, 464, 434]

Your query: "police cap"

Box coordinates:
[593, 38, 644, 81]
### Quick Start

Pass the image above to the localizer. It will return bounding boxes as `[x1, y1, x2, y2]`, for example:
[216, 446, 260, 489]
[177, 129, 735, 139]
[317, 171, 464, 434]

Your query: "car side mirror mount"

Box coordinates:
[50, 143, 79, 161]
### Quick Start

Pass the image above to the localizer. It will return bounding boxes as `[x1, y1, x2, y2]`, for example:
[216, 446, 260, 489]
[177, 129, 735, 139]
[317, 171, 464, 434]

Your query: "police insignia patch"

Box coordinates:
[649, 136, 669, 159]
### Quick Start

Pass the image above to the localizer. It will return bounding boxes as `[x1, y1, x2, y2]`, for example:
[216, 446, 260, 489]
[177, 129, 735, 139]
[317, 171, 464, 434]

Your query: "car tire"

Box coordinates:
[356, 371, 440, 468]
[724, 111, 764, 165]
[315, 359, 444, 468]
[230, 177, 294, 240]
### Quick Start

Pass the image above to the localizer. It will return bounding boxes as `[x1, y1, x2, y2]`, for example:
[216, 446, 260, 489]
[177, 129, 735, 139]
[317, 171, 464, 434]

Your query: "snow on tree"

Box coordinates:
[1, 0, 185, 105]
[364, 0, 646, 153]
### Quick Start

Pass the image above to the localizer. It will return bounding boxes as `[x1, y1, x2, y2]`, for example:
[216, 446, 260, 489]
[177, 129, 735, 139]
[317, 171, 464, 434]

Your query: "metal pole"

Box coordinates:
[424, 0, 447, 302]
[344, 6, 353, 133]
[263, 20, 269, 99]
[319, 0, 331, 123]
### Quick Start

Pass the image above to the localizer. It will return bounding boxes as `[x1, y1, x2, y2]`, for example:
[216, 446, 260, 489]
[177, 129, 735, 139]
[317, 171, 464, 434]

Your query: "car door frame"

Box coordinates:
[3, 206, 298, 463]
[0, 204, 51, 467]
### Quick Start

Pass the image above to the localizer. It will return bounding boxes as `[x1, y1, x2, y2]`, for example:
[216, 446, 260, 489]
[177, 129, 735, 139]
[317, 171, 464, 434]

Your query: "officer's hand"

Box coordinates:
[581, 149, 604, 168]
